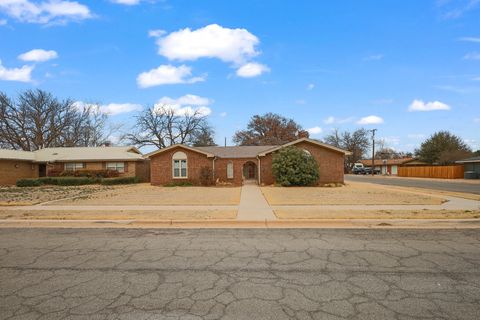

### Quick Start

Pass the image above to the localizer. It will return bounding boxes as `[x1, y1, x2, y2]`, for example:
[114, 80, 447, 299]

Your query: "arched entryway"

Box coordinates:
[242, 161, 257, 182]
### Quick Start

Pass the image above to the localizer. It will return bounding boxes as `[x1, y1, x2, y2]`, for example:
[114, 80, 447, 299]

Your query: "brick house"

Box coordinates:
[359, 158, 427, 175]
[147, 138, 350, 186]
[0, 146, 150, 185]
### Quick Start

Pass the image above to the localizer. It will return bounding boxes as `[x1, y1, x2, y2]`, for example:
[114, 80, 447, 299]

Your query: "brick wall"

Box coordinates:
[47, 161, 140, 178]
[260, 141, 345, 185]
[0, 160, 38, 185]
[214, 158, 258, 186]
[150, 147, 213, 185]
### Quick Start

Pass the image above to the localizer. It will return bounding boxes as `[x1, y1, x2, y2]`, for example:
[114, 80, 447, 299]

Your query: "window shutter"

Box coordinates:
[124, 162, 128, 172]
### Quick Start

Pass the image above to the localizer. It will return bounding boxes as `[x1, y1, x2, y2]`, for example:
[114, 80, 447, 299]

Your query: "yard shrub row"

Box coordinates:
[60, 169, 120, 178]
[100, 177, 138, 185]
[16, 176, 138, 187]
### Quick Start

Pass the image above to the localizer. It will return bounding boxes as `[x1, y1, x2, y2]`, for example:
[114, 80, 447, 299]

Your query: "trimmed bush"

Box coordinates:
[164, 181, 194, 187]
[38, 177, 59, 185]
[272, 146, 320, 186]
[60, 169, 119, 178]
[55, 177, 97, 186]
[16, 178, 42, 187]
[101, 177, 138, 185]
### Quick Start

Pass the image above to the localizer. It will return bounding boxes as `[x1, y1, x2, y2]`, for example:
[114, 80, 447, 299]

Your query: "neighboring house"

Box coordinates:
[359, 158, 426, 175]
[0, 146, 149, 185]
[146, 138, 351, 186]
[456, 156, 480, 179]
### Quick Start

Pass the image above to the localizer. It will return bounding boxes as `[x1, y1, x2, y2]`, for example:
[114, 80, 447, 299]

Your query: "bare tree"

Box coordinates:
[125, 105, 212, 149]
[192, 125, 216, 147]
[0, 90, 112, 150]
[325, 128, 371, 171]
[233, 113, 306, 146]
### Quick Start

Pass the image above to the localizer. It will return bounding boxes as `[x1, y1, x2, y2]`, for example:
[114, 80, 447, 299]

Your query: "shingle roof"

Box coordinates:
[0, 149, 36, 161]
[456, 156, 480, 163]
[195, 145, 277, 158]
[0, 146, 143, 162]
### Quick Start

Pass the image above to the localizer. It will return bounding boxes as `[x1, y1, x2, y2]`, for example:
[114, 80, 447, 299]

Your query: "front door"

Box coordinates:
[248, 164, 255, 179]
[39, 164, 46, 177]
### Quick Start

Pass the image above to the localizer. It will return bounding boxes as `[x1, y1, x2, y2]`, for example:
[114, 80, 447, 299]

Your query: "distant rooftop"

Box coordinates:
[0, 146, 143, 162]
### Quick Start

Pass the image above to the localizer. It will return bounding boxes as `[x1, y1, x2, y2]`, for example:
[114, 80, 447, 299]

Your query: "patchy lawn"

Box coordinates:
[0, 185, 115, 206]
[274, 208, 480, 219]
[50, 184, 242, 206]
[261, 182, 445, 205]
[0, 208, 236, 220]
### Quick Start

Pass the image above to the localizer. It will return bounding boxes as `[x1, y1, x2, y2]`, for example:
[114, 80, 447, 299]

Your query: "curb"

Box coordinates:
[0, 218, 479, 229]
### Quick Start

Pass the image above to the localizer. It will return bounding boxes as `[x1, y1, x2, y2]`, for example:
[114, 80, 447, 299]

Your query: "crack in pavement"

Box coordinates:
[0, 228, 479, 320]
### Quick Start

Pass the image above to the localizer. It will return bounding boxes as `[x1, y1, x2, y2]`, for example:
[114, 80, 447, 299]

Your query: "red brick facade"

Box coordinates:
[149, 141, 346, 186]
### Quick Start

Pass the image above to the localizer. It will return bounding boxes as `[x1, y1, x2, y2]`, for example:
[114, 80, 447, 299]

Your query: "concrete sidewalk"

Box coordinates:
[237, 184, 276, 221]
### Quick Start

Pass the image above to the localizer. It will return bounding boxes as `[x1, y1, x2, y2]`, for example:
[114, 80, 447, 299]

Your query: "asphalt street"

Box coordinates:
[1, 228, 480, 320]
[346, 174, 480, 194]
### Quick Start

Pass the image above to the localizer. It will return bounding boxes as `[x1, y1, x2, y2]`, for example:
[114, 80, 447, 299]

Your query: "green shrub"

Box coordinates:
[16, 178, 42, 187]
[55, 177, 97, 186]
[101, 177, 138, 185]
[164, 181, 194, 187]
[272, 146, 320, 186]
[38, 177, 59, 185]
[60, 169, 119, 178]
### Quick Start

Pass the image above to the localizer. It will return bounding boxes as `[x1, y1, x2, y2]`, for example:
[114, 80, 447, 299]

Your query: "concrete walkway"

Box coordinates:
[237, 184, 276, 221]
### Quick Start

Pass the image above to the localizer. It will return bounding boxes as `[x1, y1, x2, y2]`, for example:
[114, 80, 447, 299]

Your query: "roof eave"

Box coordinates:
[257, 138, 351, 156]
[145, 144, 215, 158]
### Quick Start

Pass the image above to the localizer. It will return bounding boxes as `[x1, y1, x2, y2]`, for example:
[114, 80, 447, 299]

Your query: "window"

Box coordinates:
[106, 162, 125, 173]
[172, 151, 187, 178]
[227, 161, 234, 179]
[64, 162, 84, 171]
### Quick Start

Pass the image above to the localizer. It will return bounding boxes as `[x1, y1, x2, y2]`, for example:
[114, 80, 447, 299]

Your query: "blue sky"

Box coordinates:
[1, 0, 479, 152]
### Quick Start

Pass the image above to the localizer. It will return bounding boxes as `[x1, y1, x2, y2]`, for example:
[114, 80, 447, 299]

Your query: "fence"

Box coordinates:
[398, 165, 464, 179]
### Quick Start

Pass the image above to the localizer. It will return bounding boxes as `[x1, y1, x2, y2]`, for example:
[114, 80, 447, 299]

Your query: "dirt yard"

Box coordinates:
[0, 208, 236, 220]
[0, 185, 115, 206]
[261, 182, 446, 205]
[273, 208, 480, 220]
[50, 184, 242, 206]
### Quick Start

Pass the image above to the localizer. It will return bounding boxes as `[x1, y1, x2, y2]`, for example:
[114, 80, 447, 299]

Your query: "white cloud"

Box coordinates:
[73, 101, 142, 115]
[0, 0, 92, 24]
[0, 19, 7, 25]
[357, 115, 384, 125]
[155, 94, 212, 117]
[148, 29, 166, 37]
[219, 112, 227, 117]
[18, 49, 58, 62]
[307, 126, 322, 135]
[136, 64, 205, 88]
[236, 62, 269, 78]
[0, 59, 33, 82]
[458, 36, 480, 43]
[100, 103, 142, 115]
[464, 52, 480, 60]
[307, 83, 315, 90]
[474, 118, 480, 123]
[111, 0, 140, 5]
[155, 24, 260, 64]
[294, 99, 306, 105]
[408, 99, 451, 112]
[364, 54, 384, 61]
[323, 116, 354, 125]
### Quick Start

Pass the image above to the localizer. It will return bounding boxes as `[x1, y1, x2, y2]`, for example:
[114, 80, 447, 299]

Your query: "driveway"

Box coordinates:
[346, 174, 480, 194]
[1, 228, 479, 319]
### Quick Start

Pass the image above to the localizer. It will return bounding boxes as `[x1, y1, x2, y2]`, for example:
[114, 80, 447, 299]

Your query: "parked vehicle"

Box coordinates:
[352, 163, 365, 174]
[363, 167, 381, 175]
[352, 167, 365, 174]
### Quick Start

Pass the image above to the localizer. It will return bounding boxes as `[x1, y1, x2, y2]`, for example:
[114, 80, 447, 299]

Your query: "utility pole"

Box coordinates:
[371, 129, 377, 176]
